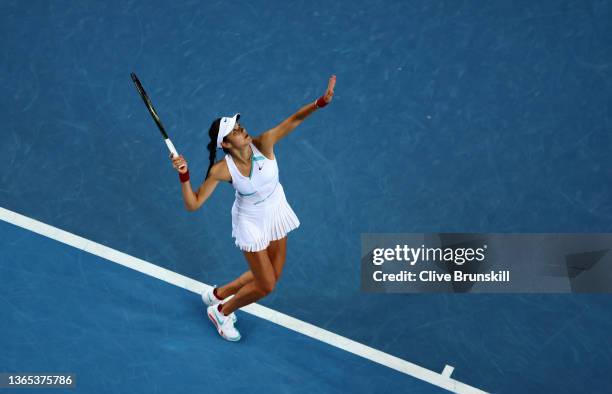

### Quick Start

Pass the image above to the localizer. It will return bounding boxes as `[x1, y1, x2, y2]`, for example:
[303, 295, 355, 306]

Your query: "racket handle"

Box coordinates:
[165, 138, 186, 171]
[165, 138, 178, 157]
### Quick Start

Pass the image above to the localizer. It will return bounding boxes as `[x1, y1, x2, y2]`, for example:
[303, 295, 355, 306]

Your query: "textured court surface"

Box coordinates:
[1, 220, 448, 393]
[1, 1, 611, 393]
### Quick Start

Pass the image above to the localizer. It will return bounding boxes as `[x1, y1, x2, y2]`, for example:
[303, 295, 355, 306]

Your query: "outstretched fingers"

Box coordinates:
[327, 74, 336, 92]
[324, 75, 336, 102]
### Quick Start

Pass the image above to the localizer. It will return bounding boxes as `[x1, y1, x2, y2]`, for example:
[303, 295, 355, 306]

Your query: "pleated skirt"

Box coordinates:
[230, 182, 300, 252]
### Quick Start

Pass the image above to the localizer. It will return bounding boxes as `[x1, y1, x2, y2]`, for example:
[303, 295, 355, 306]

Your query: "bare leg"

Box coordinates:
[216, 270, 254, 299]
[267, 237, 287, 280]
[216, 236, 288, 299]
[220, 248, 276, 315]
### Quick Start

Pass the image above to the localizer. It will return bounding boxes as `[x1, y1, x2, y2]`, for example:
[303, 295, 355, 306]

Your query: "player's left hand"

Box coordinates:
[322, 75, 336, 104]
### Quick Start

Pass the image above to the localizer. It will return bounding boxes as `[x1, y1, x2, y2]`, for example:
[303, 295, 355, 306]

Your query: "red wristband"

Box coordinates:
[315, 96, 328, 109]
[179, 170, 190, 183]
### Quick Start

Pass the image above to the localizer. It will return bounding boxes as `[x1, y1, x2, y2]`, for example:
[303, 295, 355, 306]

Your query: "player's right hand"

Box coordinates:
[170, 154, 189, 174]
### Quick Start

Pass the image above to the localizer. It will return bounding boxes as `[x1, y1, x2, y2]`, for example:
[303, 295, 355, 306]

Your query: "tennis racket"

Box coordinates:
[130, 72, 186, 171]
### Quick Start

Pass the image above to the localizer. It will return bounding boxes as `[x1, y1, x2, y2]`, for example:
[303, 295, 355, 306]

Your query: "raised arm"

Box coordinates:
[258, 75, 336, 148]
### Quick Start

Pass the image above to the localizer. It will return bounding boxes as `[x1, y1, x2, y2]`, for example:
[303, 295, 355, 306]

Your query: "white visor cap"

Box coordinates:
[216, 113, 241, 149]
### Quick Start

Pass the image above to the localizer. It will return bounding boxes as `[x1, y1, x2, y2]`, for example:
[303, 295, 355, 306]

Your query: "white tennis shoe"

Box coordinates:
[202, 286, 222, 305]
[207, 305, 241, 342]
[202, 287, 237, 323]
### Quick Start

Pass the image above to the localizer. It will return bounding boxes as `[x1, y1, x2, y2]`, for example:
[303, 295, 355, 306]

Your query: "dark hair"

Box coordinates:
[205, 118, 230, 180]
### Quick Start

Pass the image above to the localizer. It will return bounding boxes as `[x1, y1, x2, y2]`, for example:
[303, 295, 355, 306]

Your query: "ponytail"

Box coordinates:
[205, 118, 230, 180]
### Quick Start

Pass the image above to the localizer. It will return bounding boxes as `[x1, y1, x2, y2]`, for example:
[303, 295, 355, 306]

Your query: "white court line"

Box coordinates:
[0, 206, 488, 394]
[442, 365, 455, 378]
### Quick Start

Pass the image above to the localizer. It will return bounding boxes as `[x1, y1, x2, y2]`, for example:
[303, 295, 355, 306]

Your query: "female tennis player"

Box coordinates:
[170, 75, 336, 341]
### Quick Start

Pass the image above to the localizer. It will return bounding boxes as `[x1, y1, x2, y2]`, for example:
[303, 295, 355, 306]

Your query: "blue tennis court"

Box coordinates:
[1, 1, 611, 393]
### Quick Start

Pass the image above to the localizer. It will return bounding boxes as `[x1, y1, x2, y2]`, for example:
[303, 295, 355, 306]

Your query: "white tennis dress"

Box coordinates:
[225, 142, 300, 252]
